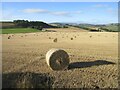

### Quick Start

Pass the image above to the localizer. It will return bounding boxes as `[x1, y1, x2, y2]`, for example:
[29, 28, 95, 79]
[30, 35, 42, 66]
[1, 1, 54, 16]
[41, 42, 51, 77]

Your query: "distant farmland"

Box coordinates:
[0, 22, 16, 29]
[72, 23, 119, 32]
[1, 21, 119, 34]
[100, 24, 118, 32]
[1, 28, 42, 34]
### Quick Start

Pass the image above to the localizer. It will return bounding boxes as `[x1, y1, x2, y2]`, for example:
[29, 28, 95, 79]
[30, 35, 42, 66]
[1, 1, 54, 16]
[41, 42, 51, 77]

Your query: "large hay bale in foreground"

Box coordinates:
[46, 49, 69, 70]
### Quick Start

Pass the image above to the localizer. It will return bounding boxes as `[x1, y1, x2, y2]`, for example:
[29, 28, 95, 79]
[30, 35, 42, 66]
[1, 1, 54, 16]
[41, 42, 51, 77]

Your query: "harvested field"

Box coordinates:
[45, 27, 89, 32]
[2, 29, 118, 88]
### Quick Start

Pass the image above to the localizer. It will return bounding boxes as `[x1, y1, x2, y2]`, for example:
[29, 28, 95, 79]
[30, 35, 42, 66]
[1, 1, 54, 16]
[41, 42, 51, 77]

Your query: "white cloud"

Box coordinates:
[22, 8, 82, 17]
[23, 9, 49, 13]
[52, 11, 70, 16]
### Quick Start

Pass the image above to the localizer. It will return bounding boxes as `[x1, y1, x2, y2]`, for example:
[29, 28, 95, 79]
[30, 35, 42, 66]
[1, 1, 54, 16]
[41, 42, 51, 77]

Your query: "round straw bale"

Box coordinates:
[71, 38, 73, 40]
[89, 35, 92, 38]
[53, 38, 57, 43]
[8, 36, 11, 39]
[49, 37, 51, 39]
[46, 48, 69, 70]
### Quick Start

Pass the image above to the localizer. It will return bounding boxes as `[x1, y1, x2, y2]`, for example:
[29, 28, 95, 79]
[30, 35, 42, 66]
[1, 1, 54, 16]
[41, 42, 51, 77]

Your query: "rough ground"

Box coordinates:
[2, 28, 118, 88]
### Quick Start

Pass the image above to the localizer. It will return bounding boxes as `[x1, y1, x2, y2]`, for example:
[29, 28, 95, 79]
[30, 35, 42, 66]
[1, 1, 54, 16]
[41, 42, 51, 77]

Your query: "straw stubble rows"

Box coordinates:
[2, 31, 118, 88]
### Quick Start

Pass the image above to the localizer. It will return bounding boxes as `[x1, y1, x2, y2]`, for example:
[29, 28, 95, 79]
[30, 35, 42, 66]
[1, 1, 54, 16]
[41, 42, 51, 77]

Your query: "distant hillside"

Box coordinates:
[50, 22, 69, 28]
[71, 23, 119, 32]
[0, 22, 16, 29]
[2, 21, 118, 32]
[1, 21, 56, 29]
[28, 21, 56, 28]
[50, 22, 78, 25]
[99, 23, 119, 32]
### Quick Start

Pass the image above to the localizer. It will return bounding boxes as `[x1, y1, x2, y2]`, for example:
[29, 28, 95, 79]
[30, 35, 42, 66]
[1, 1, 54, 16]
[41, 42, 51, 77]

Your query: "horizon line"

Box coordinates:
[0, 20, 118, 25]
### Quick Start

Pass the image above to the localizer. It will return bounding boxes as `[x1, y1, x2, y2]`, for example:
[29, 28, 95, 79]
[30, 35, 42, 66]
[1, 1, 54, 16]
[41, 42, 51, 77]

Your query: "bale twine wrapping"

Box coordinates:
[46, 49, 69, 70]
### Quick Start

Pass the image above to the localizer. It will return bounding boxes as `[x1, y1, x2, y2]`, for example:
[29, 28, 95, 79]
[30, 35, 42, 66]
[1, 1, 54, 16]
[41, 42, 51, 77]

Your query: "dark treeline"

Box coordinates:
[13, 20, 56, 30]
[73, 25, 101, 32]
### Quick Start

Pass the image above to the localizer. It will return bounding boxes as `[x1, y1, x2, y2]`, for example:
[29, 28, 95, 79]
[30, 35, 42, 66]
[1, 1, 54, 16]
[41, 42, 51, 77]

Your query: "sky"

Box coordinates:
[1, 2, 118, 24]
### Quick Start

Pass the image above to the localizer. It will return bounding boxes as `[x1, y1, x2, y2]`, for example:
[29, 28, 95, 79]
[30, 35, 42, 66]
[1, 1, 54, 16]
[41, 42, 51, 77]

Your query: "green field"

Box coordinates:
[1, 28, 42, 34]
[101, 25, 118, 32]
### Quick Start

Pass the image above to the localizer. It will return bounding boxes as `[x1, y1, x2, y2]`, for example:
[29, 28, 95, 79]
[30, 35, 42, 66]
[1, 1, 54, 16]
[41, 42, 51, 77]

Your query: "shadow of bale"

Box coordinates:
[2, 72, 54, 88]
[68, 60, 115, 70]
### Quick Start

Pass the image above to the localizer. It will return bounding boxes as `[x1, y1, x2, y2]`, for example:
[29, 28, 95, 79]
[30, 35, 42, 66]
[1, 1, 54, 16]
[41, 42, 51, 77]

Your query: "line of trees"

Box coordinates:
[13, 20, 29, 28]
[13, 20, 55, 30]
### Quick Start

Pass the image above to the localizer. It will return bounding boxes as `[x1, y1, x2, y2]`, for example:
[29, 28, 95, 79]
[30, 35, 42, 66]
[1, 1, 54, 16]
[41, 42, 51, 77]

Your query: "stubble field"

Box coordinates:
[2, 28, 118, 88]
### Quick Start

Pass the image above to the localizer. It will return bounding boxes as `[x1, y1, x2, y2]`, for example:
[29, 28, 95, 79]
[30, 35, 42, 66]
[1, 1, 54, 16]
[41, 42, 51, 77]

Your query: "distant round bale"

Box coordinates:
[8, 36, 11, 39]
[46, 48, 69, 70]
[49, 37, 51, 39]
[71, 38, 73, 40]
[89, 35, 92, 38]
[53, 38, 57, 43]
